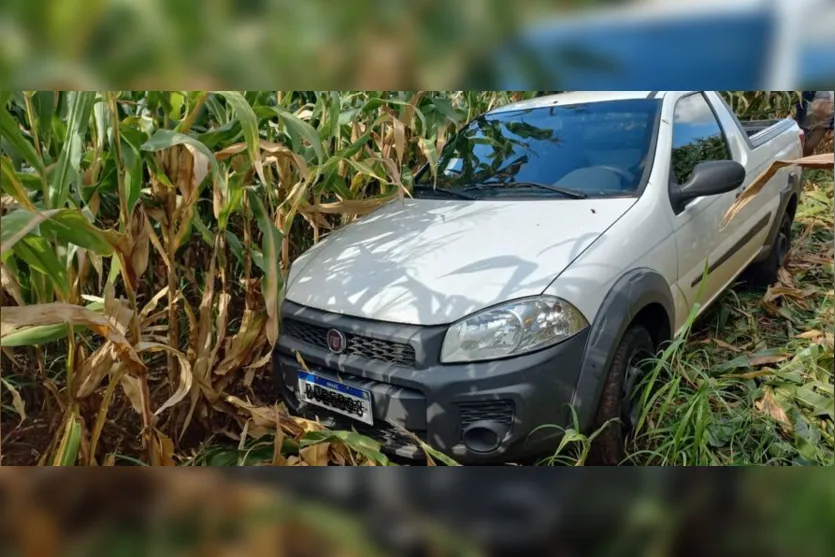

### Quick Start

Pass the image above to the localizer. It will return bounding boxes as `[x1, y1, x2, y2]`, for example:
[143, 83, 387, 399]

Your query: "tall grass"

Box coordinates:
[539, 170, 834, 467]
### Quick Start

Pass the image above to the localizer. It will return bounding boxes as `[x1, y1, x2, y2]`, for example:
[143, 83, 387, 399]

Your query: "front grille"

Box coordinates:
[283, 318, 417, 368]
[458, 400, 515, 432]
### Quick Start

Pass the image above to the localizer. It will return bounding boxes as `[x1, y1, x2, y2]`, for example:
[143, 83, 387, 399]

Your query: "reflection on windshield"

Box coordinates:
[415, 98, 661, 200]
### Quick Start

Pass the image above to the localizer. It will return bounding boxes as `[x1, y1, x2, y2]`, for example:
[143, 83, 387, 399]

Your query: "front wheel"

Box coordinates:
[588, 325, 654, 466]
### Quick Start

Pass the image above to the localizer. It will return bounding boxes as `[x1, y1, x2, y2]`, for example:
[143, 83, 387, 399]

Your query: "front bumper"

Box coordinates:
[274, 300, 589, 464]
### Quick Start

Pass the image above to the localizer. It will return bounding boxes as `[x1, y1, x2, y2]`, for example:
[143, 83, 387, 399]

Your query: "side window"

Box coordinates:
[670, 94, 732, 185]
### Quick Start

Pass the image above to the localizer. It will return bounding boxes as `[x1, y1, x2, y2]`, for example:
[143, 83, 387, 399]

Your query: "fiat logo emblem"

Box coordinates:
[326, 329, 346, 354]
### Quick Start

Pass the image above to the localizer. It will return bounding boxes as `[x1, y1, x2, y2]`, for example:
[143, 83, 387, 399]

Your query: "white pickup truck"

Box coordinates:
[274, 91, 805, 464]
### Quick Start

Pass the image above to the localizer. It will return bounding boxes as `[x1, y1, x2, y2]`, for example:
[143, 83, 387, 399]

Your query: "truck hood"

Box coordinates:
[285, 197, 635, 326]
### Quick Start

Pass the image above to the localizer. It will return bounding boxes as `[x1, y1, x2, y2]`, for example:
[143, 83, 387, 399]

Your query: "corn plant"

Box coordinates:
[720, 91, 802, 120]
[0, 90, 547, 465]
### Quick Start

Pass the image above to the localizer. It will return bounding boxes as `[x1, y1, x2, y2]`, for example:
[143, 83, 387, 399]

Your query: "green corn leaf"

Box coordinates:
[55, 413, 82, 466]
[225, 230, 245, 266]
[197, 120, 242, 150]
[17, 171, 43, 192]
[259, 105, 325, 163]
[218, 91, 265, 184]
[0, 105, 45, 174]
[247, 189, 282, 346]
[325, 90, 341, 144]
[93, 92, 111, 150]
[0, 157, 36, 209]
[191, 211, 216, 247]
[346, 159, 388, 183]
[427, 96, 462, 124]
[301, 430, 390, 465]
[1, 209, 61, 255]
[12, 236, 70, 299]
[121, 145, 143, 216]
[40, 210, 121, 256]
[49, 91, 96, 208]
[217, 172, 245, 231]
[2, 207, 120, 257]
[419, 136, 439, 183]
[30, 91, 56, 152]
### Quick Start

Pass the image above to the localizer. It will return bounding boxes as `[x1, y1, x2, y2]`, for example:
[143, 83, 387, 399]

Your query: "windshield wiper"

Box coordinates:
[413, 184, 476, 200]
[465, 181, 588, 199]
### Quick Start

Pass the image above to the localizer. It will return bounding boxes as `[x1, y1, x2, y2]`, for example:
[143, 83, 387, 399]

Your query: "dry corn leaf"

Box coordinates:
[724, 369, 775, 380]
[75, 342, 120, 398]
[137, 342, 193, 417]
[272, 407, 287, 466]
[213, 310, 267, 377]
[214, 142, 248, 161]
[392, 116, 406, 165]
[764, 285, 805, 303]
[723, 153, 834, 226]
[712, 338, 742, 352]
[246, 350, 273, 371]
[748, 353, 790, 367]
[0, 303, 145, 373]
[184, 239, 219, 434]
[143, 212, 170, 269]
[128, 205, 150, 278]
[0, 264, 25, 306]
[261, 140, 309, 181]
[298, 195, 397, 216]
[208, 291, 231, 371]
[224, 396, 306, 437]
[0, 376, 26, 423]
[103, 282, 134, 335]
[151, 429, 176, 466]
[755, 387, 792, 432]
[300, 442, 331, 466]
[140, 287, 170, 321]
[119, 372, 145, 415]
[402, 91, 425, 126]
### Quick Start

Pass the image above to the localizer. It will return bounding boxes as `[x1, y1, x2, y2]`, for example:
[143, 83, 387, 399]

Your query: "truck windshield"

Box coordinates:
[414, 99, 661, 200]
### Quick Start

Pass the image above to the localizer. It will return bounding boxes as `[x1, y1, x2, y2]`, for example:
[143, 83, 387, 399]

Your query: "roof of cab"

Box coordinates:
[488, 91, 663, 115]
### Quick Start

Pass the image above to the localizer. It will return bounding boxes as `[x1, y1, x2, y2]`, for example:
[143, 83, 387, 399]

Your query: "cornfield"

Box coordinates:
[0, 90, 818, 466]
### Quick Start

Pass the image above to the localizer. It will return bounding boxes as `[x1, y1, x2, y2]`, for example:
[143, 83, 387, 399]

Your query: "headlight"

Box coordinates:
[440, 296, 589, 363]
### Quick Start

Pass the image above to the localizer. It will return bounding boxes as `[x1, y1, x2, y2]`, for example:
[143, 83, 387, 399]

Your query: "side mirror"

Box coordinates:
[670, 160, 746, 213]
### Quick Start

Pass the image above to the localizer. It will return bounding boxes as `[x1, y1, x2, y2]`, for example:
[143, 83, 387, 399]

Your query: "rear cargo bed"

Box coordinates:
[738, 118, 794, 149]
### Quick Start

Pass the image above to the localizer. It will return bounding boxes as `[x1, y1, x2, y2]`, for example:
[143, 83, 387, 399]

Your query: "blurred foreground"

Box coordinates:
[1, 0, 834, 89]
[1, 468, 834, 557]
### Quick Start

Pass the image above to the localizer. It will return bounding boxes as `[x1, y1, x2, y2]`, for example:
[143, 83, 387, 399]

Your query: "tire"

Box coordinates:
[746, 212, 792, 288]
[588, 325, 655, 466]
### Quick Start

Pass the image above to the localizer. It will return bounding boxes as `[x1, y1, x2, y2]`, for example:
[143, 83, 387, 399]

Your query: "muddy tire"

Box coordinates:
[588, 325, 654, 466]
[746, 212, 792, 288]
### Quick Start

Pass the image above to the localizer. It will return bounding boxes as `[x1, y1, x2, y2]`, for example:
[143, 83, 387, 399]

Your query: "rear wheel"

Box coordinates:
[588, 325, 654, 466]
[746, 212, 792, 288]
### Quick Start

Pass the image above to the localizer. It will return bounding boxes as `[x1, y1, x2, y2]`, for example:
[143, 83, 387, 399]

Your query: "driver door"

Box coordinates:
[668, 93, 746, 312]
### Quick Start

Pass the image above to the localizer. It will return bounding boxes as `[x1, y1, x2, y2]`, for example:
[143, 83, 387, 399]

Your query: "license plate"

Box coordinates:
[297, 371, 374, 425]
